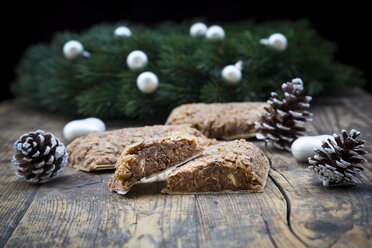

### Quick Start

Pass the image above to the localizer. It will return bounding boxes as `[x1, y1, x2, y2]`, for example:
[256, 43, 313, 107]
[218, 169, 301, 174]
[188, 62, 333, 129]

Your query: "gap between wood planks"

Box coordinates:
[264, 148, 307, 248]
[261, 208, 278, 248]
[0, 185, 41, 247]
[258, 119, 324, 248]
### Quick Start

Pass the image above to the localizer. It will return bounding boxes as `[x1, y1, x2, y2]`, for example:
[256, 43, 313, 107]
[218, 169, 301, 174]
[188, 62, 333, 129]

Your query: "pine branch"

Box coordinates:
[13, 19, 365, 121]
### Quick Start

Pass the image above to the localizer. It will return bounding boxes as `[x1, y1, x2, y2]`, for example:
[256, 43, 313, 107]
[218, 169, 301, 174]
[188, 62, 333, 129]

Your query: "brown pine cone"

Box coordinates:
[309, 129, 367, 186]
[11, 130, 68, 183]
[255, 78, 313, 150]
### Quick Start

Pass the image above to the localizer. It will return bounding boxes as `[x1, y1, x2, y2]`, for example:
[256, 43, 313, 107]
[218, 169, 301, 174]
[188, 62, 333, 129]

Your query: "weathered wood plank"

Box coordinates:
[0, 89, 371, 248]
[263, 88, 372, 247]
[2, 167, 304, 247]
[266, 149, 372, 248]
[0, 101, 65, 247]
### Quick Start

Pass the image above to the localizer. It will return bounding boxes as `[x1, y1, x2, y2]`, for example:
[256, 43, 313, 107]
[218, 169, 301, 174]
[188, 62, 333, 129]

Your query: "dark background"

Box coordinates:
[1, 1, 370, 102]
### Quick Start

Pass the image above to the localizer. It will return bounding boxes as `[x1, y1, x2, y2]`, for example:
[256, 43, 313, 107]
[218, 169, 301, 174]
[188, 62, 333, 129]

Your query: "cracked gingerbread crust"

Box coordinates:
[109, 136, 204, 194]
[165, 102, 268, 139]
[67, 125, 215, 171]
[162, 139, 270, 194]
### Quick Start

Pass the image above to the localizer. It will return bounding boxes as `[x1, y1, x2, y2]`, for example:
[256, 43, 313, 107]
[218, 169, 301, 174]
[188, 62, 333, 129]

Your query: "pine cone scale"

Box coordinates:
[32, 167, 44, 175]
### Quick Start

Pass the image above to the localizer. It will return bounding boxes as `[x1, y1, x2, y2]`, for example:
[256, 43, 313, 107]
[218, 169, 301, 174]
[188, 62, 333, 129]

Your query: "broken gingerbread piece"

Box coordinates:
[162, 139, 270, 194]
[67, 124, 215, 171]
[165, 102, 268, 139]
[109, 136, 204, 194]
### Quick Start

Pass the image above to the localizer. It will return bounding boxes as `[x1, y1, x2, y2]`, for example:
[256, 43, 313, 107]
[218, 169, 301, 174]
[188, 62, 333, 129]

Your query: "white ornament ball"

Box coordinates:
[63, 40, 84, 60]
[63, 117, 106, 141]
[291, 135, 334, 161]
[136, 71, 159, 94]
[190, 22, 208, 37]
[114, 26, 132, 37]
[221, 65, 242, 84]
[126, 50, 148, 71]
[206, 25, 225, 40]
[268, 33, 287, 51]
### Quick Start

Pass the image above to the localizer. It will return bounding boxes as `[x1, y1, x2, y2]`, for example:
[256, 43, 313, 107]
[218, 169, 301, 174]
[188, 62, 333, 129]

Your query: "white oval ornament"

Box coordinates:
[291, 135, 333, 161]
[268, 33, 287, 51]
[114, 26, 132, 37]
[126, 50, 148, 71]
[260, 33, 288, 52]
[63, 40, 84, 60]
[190, 22, 208, 37]
[205, 25, 225, 40]
[136, 71, 159, 94]
[221, 65, 242, 84]
[63, 117, 106, 141]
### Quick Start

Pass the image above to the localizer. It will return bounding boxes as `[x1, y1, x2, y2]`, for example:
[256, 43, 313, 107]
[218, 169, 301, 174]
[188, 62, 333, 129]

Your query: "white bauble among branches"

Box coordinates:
[260, 33, 288, 51]
[206, 25, 225, 40]
[190, 22, 208, 37]
[136, 71, 159, 94]
[63, 40, 84, 60]
[268, 33, 287, 51]
[114, 26, 132, 37]
[221, 61, 243, 84]
[126, 50, 148, 71]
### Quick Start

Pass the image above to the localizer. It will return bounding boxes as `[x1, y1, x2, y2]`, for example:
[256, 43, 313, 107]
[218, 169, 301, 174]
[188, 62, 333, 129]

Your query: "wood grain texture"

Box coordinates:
[0, 89, 371, 248]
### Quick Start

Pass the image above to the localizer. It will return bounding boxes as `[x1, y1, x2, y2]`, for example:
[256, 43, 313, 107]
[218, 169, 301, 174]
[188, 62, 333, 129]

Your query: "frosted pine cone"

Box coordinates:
[309, 129, 367, 186]
[255, 78, 313, 150]
[11, 130, 68, 183]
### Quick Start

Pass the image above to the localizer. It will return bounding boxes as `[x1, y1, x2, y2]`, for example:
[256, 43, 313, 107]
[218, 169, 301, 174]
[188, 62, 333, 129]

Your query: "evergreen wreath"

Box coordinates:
[13, 19, 364, 121]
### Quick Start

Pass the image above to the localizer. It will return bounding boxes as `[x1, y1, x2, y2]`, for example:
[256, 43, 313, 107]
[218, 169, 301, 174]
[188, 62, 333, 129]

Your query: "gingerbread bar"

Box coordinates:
[109, 136, 204, 194]
[165, 102, 268, 139]
[162, 139, 270, 194]
[67, 124, 214, 171]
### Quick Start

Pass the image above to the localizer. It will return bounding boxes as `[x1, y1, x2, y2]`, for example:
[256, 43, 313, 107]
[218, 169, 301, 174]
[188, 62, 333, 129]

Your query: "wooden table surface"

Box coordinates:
[0, 88, 371, 248]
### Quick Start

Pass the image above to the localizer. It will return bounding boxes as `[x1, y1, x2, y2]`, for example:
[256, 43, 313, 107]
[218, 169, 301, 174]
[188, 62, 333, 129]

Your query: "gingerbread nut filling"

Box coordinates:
[67, 124, 214, 171]
[109, 136, 204, 194]
[162, 139, 270, 194]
